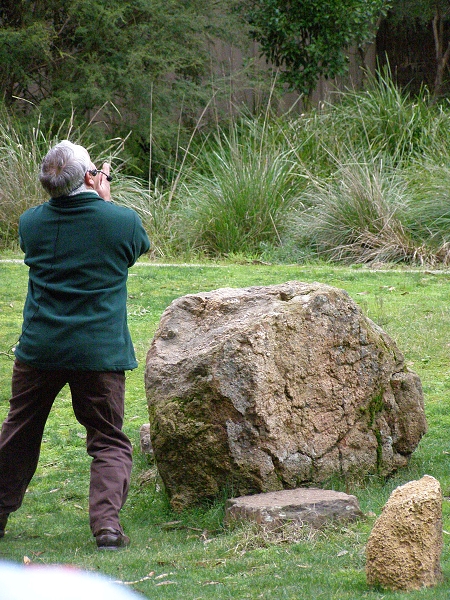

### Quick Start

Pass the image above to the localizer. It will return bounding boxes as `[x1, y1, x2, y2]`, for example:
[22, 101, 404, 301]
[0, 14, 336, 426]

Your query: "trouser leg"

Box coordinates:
[0, 360, 65, 514]
[68, 371, 132, 535]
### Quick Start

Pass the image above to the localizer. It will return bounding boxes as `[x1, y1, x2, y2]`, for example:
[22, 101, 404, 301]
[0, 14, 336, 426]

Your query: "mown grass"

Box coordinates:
[1, 257, 450, 598]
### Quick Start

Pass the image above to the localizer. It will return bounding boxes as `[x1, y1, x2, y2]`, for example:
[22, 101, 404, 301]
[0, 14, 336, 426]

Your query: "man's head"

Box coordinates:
[39, 140, 93, 198]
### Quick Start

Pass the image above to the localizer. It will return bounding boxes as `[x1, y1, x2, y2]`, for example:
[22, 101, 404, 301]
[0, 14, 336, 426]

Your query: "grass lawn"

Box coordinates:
[1, 256, 450, 599]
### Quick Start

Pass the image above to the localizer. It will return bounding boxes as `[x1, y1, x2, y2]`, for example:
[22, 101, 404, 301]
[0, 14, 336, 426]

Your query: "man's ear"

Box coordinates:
[85, 171, 95, 189]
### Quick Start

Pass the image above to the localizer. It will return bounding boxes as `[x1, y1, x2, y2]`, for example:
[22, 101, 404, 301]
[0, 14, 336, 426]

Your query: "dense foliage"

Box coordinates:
[2, 4, 450, 264]
[0, 0, 245, 175]
[3, 71, 450, 266]
[236, 0, 391, 96]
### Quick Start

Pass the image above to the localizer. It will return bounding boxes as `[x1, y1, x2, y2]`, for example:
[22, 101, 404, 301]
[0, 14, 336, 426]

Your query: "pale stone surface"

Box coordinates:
[145, 281, 427, 510]
[140, 423, 153, 456]
[225, 488, 363, 528]
[366, 475, 443, 591]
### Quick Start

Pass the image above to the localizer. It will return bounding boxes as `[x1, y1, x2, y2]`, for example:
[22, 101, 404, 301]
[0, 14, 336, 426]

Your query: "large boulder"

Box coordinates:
[144, 281, 427, 510]
[366, 475, 443, 590]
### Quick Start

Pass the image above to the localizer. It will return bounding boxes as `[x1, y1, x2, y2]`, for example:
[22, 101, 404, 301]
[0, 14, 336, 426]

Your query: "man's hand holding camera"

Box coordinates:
[88, 162, 112, 202]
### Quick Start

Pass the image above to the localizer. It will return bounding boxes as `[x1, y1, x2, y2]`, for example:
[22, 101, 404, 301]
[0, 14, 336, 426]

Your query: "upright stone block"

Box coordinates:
[366, 475, 443, 591]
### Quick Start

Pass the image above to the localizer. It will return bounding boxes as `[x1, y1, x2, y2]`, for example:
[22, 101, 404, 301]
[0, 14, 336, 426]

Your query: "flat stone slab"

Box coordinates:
[225, 488, 363, 528]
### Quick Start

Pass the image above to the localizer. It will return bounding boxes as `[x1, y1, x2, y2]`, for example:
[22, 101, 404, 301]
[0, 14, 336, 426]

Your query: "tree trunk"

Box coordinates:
[432, 6, 450, 99]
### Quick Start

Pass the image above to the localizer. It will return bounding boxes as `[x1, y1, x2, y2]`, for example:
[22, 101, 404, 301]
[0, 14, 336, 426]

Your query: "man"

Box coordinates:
[0, 140, 150, 550]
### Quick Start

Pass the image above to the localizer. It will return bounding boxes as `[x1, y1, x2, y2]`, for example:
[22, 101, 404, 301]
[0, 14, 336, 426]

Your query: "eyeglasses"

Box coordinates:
[88, 169, 113, 182]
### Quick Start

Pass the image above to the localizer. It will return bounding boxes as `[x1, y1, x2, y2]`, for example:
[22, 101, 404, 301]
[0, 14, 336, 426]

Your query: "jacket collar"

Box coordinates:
[48, 192, 101, 208]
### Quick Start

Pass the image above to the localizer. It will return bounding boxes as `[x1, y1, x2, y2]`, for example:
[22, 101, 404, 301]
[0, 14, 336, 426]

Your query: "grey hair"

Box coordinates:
[39, 140, 91, 198]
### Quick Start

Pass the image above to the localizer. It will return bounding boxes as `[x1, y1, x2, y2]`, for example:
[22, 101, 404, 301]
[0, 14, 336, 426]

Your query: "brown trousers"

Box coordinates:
[0, 360, 132, 535]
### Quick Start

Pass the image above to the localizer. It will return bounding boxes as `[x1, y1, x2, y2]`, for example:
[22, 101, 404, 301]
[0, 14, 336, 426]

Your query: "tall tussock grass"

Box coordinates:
[281, 68, 450, 265]
[178, 117, 306, 256]
[3, 69, 450, 265]
[0, 112, 47, 247]
[294, 155, 416, 263]
[323, 67, 440, 165]
[0, 106, 175, 255]
[113, 176, 183, 259]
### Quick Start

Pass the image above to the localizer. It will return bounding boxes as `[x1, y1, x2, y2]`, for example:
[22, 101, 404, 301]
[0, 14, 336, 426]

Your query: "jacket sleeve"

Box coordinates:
[129, 212, 150, 266]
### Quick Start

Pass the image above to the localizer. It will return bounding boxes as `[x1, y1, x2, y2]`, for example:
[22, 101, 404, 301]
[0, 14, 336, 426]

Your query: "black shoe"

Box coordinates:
[95, 527, 130, 551]
[0, 513, 9, 539]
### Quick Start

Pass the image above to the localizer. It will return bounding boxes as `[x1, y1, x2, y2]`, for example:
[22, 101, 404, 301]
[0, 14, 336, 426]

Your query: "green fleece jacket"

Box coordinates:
[15, 192, 150, 371]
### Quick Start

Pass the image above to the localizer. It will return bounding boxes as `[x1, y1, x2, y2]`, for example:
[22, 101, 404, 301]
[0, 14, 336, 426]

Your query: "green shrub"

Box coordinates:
[179, 118, 306, 256]
[320, 66, 444, 166]
[283, 69, 450, 265]
[293, 153, 427, 264]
